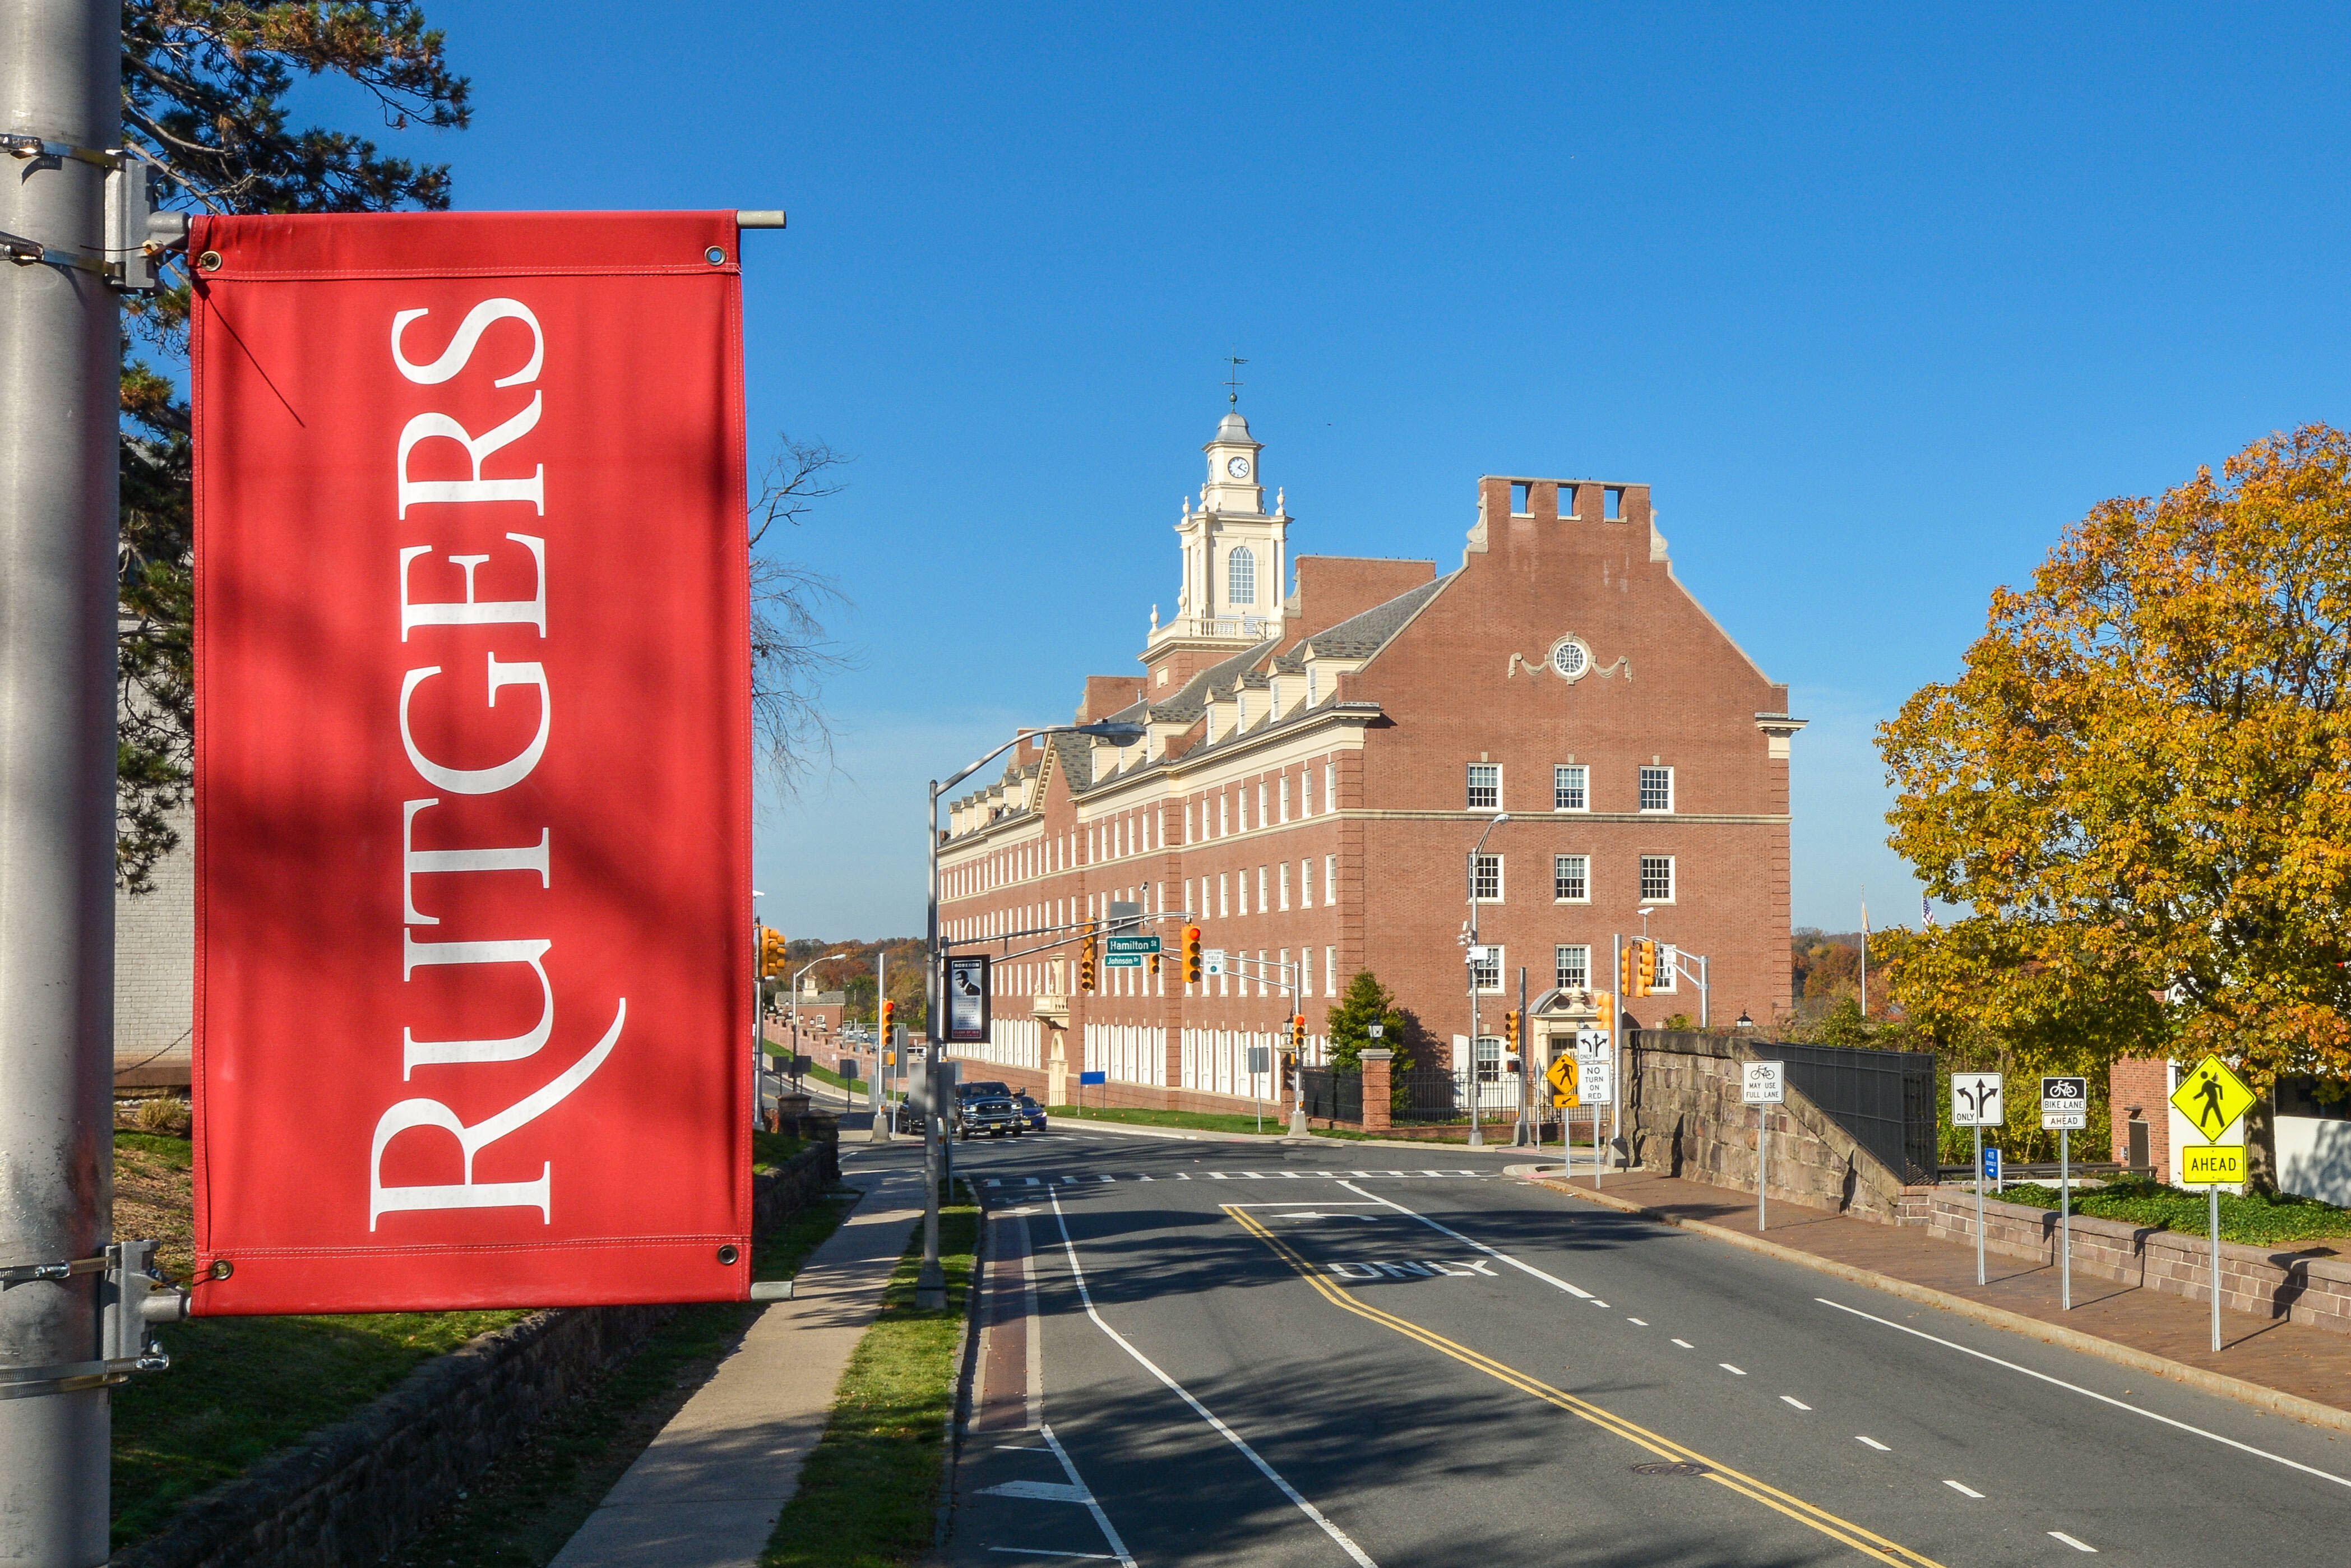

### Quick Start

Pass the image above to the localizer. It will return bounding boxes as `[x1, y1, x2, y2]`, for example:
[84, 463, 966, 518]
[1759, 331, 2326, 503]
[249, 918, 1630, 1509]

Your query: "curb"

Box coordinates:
[1514, 1169, 2351, 1437]
[1043, 1118, 1531, 1155]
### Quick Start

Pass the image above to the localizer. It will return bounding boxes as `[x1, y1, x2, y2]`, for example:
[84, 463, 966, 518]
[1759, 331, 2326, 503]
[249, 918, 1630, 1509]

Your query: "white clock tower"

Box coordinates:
[1150, 410, 1291, 670]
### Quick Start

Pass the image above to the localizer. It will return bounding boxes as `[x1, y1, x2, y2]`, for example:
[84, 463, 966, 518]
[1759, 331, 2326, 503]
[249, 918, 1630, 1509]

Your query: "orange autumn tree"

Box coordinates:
[1877, 425, 2351, 1190]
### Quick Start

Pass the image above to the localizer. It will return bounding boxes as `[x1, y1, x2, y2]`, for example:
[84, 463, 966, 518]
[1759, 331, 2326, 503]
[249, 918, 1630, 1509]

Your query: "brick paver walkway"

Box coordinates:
[1531, 1167, 2351, 1419]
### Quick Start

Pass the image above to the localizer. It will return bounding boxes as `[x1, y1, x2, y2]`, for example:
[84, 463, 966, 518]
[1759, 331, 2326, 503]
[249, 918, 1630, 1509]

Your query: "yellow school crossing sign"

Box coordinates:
[1545, 1053, 1580, 1108]
[2170, 1054, 2255, 1141]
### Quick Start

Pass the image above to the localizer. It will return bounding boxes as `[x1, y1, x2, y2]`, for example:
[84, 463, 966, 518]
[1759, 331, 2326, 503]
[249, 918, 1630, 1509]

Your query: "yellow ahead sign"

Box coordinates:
[2181, 1144, 2247, 1186]
[1545, 1053, 1580, 1108]
[2171, 1055, 2255, 1141]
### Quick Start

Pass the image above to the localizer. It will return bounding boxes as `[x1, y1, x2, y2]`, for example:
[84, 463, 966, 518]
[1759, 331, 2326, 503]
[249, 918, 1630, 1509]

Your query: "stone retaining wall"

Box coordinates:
[1896, 1186, 2351, 1336]
[113, 1136, 837, 1567]
[1628, 1033, 1908, 1222]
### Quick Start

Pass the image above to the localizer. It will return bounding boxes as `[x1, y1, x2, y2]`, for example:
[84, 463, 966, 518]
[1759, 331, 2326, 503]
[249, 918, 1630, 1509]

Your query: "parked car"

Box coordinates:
[1013, 1094, 1048, 1133]
[958, 1093, 1023, 1140]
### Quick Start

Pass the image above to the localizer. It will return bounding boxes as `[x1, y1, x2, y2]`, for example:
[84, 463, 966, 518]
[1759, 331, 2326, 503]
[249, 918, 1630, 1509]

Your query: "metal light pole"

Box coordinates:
[1, 3, 124, 1560]
[1464, 813, 1509, 1148]
[790, 951, 849, 1097]
[917, 720, 1144, 1310]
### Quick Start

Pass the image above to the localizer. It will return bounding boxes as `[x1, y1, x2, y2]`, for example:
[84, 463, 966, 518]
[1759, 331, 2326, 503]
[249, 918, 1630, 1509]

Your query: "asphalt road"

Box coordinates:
[924, 1122, 2351, 1567]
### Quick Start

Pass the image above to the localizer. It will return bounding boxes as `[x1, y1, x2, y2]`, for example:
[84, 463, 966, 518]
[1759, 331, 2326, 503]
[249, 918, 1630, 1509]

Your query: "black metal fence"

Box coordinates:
[1295, 1066, 1362, 1123]
[1392, 1065, 1466, 1124]
[1749, 1039, 1940, 1185]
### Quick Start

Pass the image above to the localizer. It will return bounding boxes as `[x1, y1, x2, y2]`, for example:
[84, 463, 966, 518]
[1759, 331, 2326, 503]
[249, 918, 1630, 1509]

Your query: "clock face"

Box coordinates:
[1226, 456, 1251, 479]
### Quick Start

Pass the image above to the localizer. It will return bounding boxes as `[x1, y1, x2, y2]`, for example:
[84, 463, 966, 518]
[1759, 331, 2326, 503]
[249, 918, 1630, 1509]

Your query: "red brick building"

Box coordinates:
[938, 411, 1802, 1111]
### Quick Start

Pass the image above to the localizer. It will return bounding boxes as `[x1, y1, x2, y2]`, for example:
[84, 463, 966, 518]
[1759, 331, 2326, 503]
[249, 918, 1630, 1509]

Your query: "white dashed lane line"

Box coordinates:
[1719, 1363, 1747, 1376]
[1780, 1396, 1811, 1410]
[2049, 1532, 2098, 1553]
[1670, 1338, 1693, 1349]
[1943, 1480, 1984, 1500]
[1626, 1317, 1647, 1326]
[1856, 1436, 1891, 1451]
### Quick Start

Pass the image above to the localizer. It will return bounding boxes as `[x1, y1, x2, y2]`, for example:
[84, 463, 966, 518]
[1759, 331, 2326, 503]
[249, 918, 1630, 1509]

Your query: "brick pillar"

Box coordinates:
[1361, 1048, 1392, 1133]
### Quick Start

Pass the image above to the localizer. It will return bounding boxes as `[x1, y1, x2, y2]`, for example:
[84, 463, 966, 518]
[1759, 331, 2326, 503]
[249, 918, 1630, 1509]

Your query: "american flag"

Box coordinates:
[1922, 894, 1936, 929]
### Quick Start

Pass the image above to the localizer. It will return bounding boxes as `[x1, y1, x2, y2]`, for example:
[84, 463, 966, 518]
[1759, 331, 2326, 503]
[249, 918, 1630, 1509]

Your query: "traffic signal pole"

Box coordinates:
[0, 3, 124, 1559]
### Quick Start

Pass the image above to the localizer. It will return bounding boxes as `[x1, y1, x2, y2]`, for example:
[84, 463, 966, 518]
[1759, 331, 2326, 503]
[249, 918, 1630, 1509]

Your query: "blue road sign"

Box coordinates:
[1079, 1071, 1107, 1085]
[1982, 1146, 2002, 1186]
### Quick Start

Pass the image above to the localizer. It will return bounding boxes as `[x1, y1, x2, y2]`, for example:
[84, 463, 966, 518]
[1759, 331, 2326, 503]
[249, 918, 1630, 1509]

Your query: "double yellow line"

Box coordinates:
[1225, 1206, 1946, 1568]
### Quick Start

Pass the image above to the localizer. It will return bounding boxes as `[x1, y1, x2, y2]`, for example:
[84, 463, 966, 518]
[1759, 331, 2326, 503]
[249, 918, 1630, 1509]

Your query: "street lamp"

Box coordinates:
[1464, 812, 1510, 1149]
[915, 719, 1146, 1308]
[790, 951, 852, 1096]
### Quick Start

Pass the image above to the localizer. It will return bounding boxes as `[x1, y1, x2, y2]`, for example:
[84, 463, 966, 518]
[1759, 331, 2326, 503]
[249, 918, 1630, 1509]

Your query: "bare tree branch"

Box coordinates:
[749, 434, 855, 797]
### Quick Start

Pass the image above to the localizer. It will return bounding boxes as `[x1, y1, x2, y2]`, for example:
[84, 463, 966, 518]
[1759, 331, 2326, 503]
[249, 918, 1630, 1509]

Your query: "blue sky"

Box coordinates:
[413, 2, 2351, 940]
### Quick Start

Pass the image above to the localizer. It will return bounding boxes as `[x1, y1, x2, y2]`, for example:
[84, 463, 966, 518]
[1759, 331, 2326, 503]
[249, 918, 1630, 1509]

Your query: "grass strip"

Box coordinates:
[388, 1187, 860, 1568]
[110, 1130, 534, 1548]
[1998, 1175, 2351, 1247]
[753, 1127, 812, 1172]
[761, 1183, 979, 1568]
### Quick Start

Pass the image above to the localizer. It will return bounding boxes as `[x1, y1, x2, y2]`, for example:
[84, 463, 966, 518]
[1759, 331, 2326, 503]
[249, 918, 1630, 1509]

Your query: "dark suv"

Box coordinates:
[957, 1093, 1023, 1139]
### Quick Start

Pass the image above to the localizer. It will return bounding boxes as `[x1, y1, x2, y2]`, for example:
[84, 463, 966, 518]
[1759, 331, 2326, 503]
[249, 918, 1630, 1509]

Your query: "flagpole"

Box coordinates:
[1859, 886, 1869, 1016]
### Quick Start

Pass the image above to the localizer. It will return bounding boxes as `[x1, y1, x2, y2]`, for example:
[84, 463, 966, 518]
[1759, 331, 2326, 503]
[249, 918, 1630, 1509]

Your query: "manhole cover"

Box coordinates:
[1630, 1461, 1711, 1477]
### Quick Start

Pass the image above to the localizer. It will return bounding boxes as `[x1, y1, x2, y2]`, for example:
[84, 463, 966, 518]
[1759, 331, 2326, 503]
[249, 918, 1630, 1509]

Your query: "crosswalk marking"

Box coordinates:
[982, 1170, 1489, 1186]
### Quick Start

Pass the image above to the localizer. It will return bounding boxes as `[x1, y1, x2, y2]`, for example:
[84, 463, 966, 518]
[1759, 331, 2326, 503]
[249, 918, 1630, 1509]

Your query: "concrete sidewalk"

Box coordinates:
[1527, 1164, 2351, 1427]
[548, 1155, 926, 1568]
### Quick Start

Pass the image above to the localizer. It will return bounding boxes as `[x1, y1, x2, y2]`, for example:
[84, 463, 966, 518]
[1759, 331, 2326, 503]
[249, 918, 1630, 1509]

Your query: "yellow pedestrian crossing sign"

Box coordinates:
[1545, 1053, 1580, 1108]
[2170, 1055, 2255, 1141]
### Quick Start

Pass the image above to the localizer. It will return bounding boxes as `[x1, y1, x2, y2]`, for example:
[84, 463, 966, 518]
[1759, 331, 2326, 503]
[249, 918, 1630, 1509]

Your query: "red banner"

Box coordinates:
[189, 212, 751, 1314]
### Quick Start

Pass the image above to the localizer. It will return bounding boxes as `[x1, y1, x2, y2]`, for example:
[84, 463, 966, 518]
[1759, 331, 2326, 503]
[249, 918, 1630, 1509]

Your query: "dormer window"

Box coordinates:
[1228, 546, 1256, 605]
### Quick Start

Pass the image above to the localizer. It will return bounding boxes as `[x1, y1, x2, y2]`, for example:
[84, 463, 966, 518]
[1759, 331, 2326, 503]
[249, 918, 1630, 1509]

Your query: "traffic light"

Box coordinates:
[759, 927, 789, 978]
[1079, 923, 1098, 992]
[1596, 989, 1614, 1030]
[1503, 1010, 1521, 1053]
[1147, 951, 1161, 977]
[879, 999, 895, 1039]
[1635, 938, 1657, 997]
[1182, 924, 1204, 983]
[1290, 1014, 1307, 1053]
[1619, 945, 1636, 998]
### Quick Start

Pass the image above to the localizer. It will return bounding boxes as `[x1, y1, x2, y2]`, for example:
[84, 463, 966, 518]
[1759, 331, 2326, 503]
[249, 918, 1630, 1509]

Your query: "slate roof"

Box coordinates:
[1301, 573, 1454, 659]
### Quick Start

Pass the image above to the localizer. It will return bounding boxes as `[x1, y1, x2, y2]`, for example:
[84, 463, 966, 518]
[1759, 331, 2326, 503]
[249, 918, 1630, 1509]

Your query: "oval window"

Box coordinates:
[1551, 639, 1589, 679]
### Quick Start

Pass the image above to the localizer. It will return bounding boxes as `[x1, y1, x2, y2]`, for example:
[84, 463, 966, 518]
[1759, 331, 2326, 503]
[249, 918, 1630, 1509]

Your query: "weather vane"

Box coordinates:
[1223, 354, 1247, 406]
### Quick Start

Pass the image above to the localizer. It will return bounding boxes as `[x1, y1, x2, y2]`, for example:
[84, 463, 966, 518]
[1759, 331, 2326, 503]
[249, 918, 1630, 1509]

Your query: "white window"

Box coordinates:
[1473, 853, 1502, 902]
[1467, 762, 1500, 811]
[1325, 762, 1335, 811]
[1258, 950, 1269, 997]
[1325, 854, 1336, 904]
[1554, 765, 1588, 812]
[1476, 1035, 1504, 1082]
[1219, 873, 1229, 919]
[1258, 865, 1268, 911]
[1308, 667, 1318, 706]
[1185, 801, 1194, 843]
[1258, 783, 1267, 825]
[1553, 854, 1588, 903]
[1302, 946, 1313, 997]
[1280, 776, 1290, 822]
[1652, 944, 1679, 993]
[1279, 862, 1291, 910]
[1219, 794, 1228, 836]
[1640, 855, 1675, 903]
[1228, 545, 1256, 605]
[1238, 868, 1249, 915]
[1556, 944, 1590, 991]
[1326, 946, 1336, 994]
[1300, 858, 1313, 909]
[1238, 692, 1248, 730]
[1301, 767, 1313, 816]
[1278, 947, 1289, 996]
[1471, 945, 1502, 992]
[1639, 765, 1674, 813]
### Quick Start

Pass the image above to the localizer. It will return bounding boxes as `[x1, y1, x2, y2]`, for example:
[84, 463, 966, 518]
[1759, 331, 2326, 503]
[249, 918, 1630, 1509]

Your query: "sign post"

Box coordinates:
[1951, 1072, 2005, 1285]
[2172, 1054, 2255, 1352]
[1742, 1062, 1785, 1232]
[1576, 1030, 1614, 1187]
[1544, 1052, 1580, 1177]
[2041, 1076, 2088, 1310]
